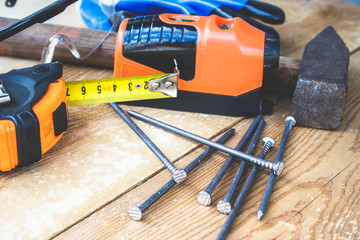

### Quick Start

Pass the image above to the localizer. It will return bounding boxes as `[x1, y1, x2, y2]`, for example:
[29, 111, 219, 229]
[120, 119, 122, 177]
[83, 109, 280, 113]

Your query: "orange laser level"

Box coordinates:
[114, 14, 279, 116]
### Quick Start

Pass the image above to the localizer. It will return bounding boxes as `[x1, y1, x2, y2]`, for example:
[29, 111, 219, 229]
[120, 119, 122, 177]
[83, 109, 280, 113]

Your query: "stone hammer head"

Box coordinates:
[291, 26, 349, 130]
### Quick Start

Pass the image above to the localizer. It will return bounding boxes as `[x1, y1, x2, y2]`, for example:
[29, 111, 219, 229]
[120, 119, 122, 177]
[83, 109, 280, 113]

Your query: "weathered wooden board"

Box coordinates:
[0, 60, 241, 239]
[271, 0, 360, 57]
[0, 0, 359, 239]
[276, 50, 360, 240]
[54, 50, 360, 240]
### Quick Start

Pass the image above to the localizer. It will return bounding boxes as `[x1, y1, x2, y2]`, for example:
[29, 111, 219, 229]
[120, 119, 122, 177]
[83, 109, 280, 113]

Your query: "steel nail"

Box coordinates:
[216, 119, 266, 213]
[128, 128, 235, 221]
[257, 116, 296, 220]
[127, 110, 284, 175]
[197, 115, 262, 206]
[217, 137, 275, 239]
[110, 103, 186, 183]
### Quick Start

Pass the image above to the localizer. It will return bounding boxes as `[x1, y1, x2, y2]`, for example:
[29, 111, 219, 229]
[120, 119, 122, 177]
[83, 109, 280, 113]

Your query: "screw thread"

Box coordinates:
[285, 123, 293, 132]
[262, 143, 271, 154]
[253, 158, 273, 169]
[166, 163, 177, 174]
[285, 117, 296, 131]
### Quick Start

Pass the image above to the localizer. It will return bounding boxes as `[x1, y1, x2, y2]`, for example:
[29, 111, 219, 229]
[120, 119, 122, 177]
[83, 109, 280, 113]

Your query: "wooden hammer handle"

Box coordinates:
[263, 56, 300, 94]
[0, 17, 299, 93]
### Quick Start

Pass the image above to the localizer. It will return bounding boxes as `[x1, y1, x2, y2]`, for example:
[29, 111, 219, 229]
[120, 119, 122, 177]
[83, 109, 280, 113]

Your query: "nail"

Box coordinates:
[128, 128, 235, 221]
[257, 116, 296, 220]
[197, 116, 263, 206]
[216, 119, 266, 213]
[110, 103, 186, 183]
[127, 110, 284, 175]
[217, 137, 275, 240]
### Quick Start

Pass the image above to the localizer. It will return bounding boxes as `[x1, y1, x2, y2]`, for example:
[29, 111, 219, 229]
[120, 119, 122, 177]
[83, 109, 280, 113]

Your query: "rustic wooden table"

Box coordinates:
[0, 0, 359, 239]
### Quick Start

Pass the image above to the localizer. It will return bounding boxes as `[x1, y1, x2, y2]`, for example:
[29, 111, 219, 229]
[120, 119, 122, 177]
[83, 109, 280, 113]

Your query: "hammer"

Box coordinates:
[264, 26, 349, 130]
[0, 17, 349, 130]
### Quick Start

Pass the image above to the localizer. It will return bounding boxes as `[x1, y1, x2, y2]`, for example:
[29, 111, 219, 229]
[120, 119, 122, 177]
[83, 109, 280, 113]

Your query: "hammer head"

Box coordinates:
[292, 27, 349, 130]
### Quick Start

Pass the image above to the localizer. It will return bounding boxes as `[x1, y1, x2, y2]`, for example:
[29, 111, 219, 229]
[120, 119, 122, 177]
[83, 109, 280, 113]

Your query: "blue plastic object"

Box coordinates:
[80, 0, 113, 30]
[79, 0, 248, 30]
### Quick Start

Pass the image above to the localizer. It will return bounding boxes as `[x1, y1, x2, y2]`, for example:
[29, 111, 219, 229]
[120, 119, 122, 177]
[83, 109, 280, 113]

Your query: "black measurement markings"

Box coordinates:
[81, 85, 86, 95]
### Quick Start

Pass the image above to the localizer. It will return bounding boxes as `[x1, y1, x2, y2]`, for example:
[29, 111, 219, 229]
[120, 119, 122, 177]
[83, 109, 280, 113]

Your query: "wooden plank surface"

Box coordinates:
[54, 51, 360, 240]
[0, 0, 359, 239]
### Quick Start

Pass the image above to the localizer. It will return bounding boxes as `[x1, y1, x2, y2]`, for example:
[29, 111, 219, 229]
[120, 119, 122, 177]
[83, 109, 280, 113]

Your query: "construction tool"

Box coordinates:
[197, 115, 262, 206]
[0, 18, 350, 129]
[216, 118, 265, 214]
[128, 128, 235, 221]
[217, 136, 275, 240]
[64, 73, 177, 106]
[0, 3, 177, 172]
[113, 13, 279, 116]
[110, 103, 187, 183]
[257, 116, 296, 220]
[1, 13, 280, 116]
[126, 110, 284, 175]
[0, 61, 177, 172]
[291, 27, 349, 130]
[266, 26, 349, 130]
[0, 62, 67, 171]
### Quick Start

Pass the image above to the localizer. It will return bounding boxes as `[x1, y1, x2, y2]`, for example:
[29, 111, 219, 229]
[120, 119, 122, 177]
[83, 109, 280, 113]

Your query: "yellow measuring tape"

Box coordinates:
[65, 73, 178, 106]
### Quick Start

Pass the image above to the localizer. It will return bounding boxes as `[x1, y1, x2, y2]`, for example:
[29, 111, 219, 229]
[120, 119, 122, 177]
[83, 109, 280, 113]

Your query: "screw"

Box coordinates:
[149, 82, 160, 90]
[127, 110, 284, 175]
[128, 128, 235, 220]
[216, 120, 266, 213]
[217, 137, 275, 239]
[197, 115, 262, 206]
[164, 81, 173, 88]
[110, 103, 186, 183]
[257, 116, 296, 220]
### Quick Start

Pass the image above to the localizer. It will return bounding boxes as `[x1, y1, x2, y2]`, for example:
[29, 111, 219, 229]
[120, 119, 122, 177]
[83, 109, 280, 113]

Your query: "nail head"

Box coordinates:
[173, 169, 187, 183]
[217, 200, 232, 215]
[275, 162, 285, 176]
[285, 116, 296, 126]
[262, 137, 275, 147]
[128, 206, 143, 221]
[197, 191, 212, 206]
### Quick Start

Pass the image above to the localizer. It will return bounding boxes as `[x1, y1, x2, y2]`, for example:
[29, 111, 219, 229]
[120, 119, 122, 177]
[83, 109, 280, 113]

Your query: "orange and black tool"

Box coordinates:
[114, 14, 279, 116]
[0, 0, 76, 171]
[0, 62, 68, 171]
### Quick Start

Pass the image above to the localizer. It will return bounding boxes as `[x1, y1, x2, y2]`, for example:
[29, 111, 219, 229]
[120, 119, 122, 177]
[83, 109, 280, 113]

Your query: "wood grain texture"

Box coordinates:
[0, 62, 241, 239]
[276, 50, 360, 240]
[0, 0, 359, 239]
[271, 0, 360, 57]
[54, 50, 360, 239]
[0, 95, 241, 239]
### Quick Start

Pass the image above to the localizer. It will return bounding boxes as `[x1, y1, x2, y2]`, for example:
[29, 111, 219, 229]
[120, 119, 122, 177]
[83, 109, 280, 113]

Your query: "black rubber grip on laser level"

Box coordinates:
[123, 15, 198, 81]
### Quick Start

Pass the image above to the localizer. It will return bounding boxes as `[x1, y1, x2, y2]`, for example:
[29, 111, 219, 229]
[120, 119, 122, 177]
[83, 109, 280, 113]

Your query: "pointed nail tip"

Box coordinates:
[257, 210, 263, 220]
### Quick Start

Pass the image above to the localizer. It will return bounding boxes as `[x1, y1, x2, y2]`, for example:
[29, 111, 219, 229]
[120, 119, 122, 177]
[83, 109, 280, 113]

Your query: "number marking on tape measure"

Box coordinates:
[65, 74, 176, 106]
